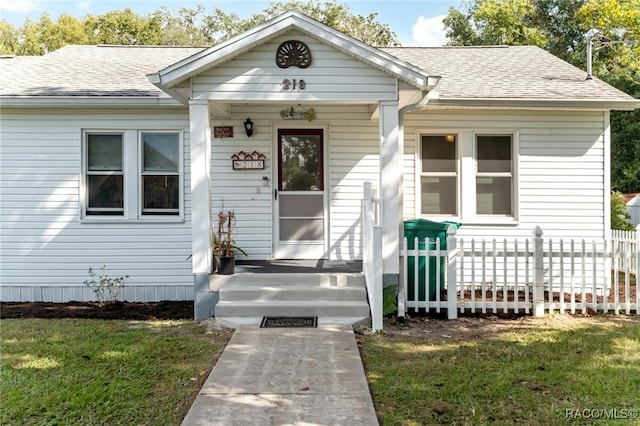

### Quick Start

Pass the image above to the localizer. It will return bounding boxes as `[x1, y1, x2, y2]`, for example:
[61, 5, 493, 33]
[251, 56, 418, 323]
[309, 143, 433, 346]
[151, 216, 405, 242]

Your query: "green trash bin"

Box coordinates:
[404, 219, 461, 302]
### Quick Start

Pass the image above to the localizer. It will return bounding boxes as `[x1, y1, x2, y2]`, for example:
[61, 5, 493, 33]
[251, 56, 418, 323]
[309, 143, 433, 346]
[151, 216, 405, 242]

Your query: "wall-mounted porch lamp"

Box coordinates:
[243, 118, 254, 137]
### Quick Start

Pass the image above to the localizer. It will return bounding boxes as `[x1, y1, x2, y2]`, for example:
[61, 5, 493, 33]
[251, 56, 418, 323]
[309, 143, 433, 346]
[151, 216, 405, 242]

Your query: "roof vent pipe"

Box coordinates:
[585, 29, 601, 80]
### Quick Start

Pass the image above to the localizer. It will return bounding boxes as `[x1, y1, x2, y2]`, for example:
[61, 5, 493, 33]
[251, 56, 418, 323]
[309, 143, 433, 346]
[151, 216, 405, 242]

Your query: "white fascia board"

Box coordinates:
[424, 97, 640, 111]
[295, 20, 431, 90]
[150, 11, 432, 91]
[0, 96, 185, 108]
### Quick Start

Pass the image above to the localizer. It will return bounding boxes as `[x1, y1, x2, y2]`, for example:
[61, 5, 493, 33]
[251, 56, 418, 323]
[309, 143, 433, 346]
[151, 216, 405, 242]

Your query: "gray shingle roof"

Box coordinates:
[0, 44, 635, 104]
[0, 45, 202, 97]
[381, 45, 631, 101]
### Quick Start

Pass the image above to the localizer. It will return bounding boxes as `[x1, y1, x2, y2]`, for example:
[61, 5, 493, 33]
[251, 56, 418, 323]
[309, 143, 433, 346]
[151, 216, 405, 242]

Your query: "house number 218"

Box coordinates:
[282, 79, 306, 90]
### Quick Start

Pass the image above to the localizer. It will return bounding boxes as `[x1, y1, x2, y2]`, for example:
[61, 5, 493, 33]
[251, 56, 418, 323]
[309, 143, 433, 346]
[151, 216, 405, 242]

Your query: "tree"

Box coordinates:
[85, 8, 162, 45]
[0, 21, 19, 55]
[443, 0, 547, 46]
[2, 1, 399, 54]
[154, 0, 400, 47]
[258, 0, 399, 46]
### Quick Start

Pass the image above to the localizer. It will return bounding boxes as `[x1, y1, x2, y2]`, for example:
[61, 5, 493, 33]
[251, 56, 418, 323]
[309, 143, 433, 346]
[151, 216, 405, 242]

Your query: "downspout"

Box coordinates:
[393, 77, 440, 317]
[397, 75, 442, 217]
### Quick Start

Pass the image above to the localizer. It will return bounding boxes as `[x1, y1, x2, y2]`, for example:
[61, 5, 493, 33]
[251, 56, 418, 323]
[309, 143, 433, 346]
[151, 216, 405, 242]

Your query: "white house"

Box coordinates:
[1, 12, 638, 319]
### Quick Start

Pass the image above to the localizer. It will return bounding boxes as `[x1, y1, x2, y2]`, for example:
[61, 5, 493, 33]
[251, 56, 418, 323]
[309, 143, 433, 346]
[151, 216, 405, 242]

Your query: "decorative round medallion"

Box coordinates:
[275, 40, 312, 69]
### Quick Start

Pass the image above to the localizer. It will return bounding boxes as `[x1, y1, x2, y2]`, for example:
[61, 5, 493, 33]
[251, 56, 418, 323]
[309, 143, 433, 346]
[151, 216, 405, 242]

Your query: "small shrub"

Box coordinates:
[611, 191, 635, 231]
[383, 284, 399, 316]
[84, 266, 128, 304]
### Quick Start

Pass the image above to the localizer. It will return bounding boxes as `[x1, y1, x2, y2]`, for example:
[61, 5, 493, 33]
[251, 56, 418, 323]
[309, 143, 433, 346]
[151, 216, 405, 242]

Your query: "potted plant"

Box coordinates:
[213, 211, 247, 275]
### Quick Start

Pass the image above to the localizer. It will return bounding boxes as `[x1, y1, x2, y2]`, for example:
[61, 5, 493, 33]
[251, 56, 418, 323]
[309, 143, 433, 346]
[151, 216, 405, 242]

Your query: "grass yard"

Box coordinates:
[1, 319, 232, 426]
[360, 315, 640, 426]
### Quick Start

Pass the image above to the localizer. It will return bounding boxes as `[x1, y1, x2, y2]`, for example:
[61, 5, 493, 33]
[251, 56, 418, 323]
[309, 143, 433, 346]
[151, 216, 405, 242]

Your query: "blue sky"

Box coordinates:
[0, 0, 463, 46]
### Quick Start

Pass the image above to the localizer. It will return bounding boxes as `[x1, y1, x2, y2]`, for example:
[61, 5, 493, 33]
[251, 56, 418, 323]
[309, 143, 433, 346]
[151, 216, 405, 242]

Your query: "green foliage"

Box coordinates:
[383, 284, 398, 316]
[1, 0, 398, 55]
[611, 191, 635, 230]
[444, 0, 547, 46]
[85, 8, 162, 45]
[0, 21, 20, 54]
[83, 266, 128, 303]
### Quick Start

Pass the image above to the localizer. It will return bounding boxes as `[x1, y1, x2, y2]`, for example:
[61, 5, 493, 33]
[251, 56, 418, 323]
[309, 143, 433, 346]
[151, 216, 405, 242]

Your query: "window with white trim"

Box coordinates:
[141, 132, 180, 215]
[418, 131, 517, 221]
[85, 133, 124, 216]
[476, 135, 513, 216]
[420, 134, 458, 216]
[83, 130, 182, 219]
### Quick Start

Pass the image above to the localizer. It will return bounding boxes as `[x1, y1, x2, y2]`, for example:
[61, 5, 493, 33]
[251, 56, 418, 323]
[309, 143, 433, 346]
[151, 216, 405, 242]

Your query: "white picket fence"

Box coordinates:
[398, 227, 639, 319]
[361, 183, 639, 329]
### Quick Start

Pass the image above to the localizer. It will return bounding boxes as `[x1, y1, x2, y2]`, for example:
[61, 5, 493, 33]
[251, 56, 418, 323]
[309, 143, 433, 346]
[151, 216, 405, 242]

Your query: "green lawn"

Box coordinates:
[360, 316, 640, 426]
[3, 316, 639, 426]
[1, 319, 231, 426]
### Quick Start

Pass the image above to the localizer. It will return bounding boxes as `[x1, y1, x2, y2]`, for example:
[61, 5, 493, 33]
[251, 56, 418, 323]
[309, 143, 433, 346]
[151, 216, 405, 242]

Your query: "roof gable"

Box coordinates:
[148, 11, 433, 92]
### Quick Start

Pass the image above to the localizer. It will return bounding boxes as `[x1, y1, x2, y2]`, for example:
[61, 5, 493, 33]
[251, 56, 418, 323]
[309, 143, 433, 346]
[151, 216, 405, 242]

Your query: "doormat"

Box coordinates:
[260, 316, 318, 328]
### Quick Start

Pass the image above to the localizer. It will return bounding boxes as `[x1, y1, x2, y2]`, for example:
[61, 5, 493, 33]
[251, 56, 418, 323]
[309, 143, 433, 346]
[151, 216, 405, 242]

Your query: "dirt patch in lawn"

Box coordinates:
[0, 301, 194, 320]
[367, 313, 640, 342]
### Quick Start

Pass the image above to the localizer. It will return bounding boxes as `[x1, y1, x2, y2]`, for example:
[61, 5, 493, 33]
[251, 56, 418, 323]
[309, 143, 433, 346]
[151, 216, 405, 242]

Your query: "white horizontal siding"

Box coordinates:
[403, 110, 606, 240]
[192, 31, 398, 102]
[0, 109, 194, 302]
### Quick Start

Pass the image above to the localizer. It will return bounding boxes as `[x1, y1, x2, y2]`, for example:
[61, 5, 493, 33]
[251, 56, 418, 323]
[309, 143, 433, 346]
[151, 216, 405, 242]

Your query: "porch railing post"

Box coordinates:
[362, 182, 372, 274]
[371, 225, 383, 332]
[533, 226, 545, 316]
[447, 225, 458, 319]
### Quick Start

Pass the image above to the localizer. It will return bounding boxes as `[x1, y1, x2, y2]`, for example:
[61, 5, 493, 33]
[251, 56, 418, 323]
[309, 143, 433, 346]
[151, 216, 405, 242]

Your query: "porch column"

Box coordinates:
[379, 100, 401, 284]
[189, 101, 213, 319]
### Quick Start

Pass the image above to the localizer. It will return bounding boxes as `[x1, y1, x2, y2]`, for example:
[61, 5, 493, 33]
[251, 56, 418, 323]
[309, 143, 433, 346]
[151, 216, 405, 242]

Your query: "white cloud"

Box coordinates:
[411, 15, 448, 47]
[77, 0, 90, 10]
[0, 0, 39, 12]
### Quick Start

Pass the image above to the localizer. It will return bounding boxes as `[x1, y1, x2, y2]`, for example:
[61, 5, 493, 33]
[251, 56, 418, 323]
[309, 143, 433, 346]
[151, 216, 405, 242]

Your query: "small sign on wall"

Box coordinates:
[231, 151, 266, 170]
[214, 126, 234, 138]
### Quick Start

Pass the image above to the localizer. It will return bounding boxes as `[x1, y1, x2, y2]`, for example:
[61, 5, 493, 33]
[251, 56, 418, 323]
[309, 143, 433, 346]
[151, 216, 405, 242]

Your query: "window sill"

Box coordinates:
[414, 216, 519, 227]
[81, 217, 185, 224]
[463, 217, 519, 226]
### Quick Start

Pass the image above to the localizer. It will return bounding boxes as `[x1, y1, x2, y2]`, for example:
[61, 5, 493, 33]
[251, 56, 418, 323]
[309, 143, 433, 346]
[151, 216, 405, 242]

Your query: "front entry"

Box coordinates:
[274, 128, 327, 259]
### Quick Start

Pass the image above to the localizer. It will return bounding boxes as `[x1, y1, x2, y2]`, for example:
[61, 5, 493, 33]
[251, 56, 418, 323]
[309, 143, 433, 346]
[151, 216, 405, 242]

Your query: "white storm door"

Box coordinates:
[274, 128, 327, 259]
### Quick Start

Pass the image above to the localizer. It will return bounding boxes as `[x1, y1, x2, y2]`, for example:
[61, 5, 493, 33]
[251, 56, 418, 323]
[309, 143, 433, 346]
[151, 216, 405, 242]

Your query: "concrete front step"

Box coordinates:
[213, 272, 371, 328]
[220, 284, 366, 302]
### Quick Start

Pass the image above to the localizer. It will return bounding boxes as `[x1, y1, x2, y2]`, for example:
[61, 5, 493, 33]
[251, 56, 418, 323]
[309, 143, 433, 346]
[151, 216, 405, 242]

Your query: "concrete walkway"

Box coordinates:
[181, 324, 379, 426]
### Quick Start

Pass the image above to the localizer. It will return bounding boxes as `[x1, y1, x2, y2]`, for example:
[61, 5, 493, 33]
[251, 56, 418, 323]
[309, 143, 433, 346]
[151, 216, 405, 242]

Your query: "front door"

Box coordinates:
[274, 128, 327, 259]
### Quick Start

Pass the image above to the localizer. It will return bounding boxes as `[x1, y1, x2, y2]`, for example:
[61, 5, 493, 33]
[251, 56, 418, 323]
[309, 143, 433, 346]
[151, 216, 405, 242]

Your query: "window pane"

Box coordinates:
[422, 135, 456, 173]
[88, 134, 122, 171]
[143, 133, 179, 172]
[477, 177, 512, 215]
[477, 136, 511, 173]
[143, 175, 179, 211]
[87, 175, 123, 210]
[421, 176, 457, 215]
[280, 134, 322, 191]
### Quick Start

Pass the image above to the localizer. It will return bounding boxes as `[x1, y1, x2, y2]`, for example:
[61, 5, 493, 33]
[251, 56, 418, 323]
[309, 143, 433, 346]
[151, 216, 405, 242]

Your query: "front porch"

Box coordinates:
[204, 260, 370, 327]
